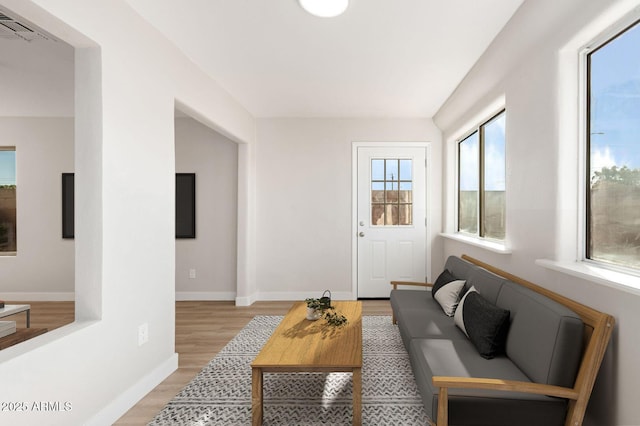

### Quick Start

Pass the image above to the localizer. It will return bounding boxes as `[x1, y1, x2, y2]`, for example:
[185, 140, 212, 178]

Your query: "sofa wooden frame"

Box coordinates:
[391, 254, 615, 426]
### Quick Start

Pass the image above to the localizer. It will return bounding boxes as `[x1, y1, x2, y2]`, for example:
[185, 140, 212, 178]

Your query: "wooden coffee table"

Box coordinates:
[251, 301, 362, 426]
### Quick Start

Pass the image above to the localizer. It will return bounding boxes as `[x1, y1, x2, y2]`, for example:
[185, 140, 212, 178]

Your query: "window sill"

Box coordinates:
[536, 259, 640, 297]
[440, 233, 512, 254]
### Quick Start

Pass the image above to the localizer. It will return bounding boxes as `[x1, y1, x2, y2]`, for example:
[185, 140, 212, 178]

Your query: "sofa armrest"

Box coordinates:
[432, 376, 579, 426]
[390, 281, 433, 290]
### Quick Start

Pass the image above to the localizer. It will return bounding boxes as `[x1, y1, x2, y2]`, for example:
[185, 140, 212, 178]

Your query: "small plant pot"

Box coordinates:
[306, 307, 322, 321]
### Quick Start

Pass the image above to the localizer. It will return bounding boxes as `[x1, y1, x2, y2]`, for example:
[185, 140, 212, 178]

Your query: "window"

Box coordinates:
[0, 147, 16, 253]
[458, 110, 506, 240]
[371, 158, 413, 226]
[587, 20, 640, 270]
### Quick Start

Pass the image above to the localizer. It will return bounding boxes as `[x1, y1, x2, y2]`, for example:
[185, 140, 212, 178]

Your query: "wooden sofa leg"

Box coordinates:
[437, 387, 448, 426]
[392, 312, 396, 324]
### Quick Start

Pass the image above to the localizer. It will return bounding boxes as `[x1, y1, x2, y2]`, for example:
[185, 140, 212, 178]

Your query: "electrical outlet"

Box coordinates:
[138, 323, 149, 346]
[189, 269, 196, 279]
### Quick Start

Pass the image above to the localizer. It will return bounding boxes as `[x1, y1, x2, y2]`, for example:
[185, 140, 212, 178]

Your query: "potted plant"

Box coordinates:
[305, 290, 348, 327]
[304, 297, 325, 320]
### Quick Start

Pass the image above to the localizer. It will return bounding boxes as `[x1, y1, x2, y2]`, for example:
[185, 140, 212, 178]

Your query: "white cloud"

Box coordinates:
[590, 146, 616, 179]
[459, 138, 478, 191]
[484, 142, 505, 191]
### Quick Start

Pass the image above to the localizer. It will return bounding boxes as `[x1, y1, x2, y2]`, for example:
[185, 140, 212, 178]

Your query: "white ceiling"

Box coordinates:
[0, 9, 74, 117]
[126, 0, 524, 118]
[0, 1, 525, 119]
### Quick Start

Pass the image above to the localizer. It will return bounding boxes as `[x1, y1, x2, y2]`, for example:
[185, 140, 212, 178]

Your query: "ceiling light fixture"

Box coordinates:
[299, 0, 349, 18]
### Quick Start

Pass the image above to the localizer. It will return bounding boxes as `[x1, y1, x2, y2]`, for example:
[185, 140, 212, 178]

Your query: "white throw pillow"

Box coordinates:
[454, 285, 477, 337]
[433, 279, 466, 316]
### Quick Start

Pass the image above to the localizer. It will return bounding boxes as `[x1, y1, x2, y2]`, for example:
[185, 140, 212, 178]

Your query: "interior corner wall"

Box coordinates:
[254, 118, 443, 300]
[0, 117, 74, 299]
[175, 117, 238, 300]
[0, 1, 255, 425]
[433, 0, 640, 424]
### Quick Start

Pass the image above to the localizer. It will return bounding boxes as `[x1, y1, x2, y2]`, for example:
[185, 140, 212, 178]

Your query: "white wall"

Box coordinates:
[0, 1, 254, 425]
[254, 118, 443, 301]
[0, 117, 74, 300]
[175, 117, 238, 300]
[434, 0, 640, 424]
[0, 27, 74, 118]
[0, 116, 240, 302]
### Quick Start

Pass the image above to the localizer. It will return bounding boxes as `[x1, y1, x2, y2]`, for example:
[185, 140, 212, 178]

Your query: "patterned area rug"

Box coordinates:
[149, 315, 429, 425]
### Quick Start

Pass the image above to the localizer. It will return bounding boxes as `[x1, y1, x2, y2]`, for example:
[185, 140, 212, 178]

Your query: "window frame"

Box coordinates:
[583, 17, 640, 274]
[457, 109, 506, 240]
[0, 146, 17, 255]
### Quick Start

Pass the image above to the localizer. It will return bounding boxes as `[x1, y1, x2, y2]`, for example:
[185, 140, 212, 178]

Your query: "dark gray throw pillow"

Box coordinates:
[461, 291, 511, 359]
[431, 269, 456, 299]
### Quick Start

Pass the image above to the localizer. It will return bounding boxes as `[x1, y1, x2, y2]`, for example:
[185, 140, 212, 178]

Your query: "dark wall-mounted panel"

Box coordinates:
[62, 173, 74, 239]
[176, 173, 196, 238]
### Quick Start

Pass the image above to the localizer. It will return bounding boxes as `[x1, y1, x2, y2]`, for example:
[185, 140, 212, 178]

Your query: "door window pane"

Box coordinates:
[372, 159, 385, 180]
[399, 159, 412, 180]
[371, 158, 413, 226]
[587, 20, 640, 269]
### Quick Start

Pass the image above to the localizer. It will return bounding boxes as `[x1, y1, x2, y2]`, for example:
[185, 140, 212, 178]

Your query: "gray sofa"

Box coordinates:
[390, 255, 586, 426]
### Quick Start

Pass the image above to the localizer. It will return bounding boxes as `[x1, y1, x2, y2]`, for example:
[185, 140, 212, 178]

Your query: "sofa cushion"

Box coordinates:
[465, 267, 508, 305]
[496, 281, 584, 387]
[460, 291, 510, 359]
[433, 279, 466, 316]
[393, 300, 467, 350]
[409, 338, 568, 426]
[390, 288, 431, 313]
[391, 287, 468, 350]
[444, 255, 480, 280]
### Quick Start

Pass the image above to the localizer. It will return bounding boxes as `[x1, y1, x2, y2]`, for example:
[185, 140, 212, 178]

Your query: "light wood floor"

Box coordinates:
[10, 300, 392, 425]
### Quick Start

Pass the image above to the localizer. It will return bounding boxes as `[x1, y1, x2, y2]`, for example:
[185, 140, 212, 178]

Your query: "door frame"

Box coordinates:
[351, 141, 432, 299]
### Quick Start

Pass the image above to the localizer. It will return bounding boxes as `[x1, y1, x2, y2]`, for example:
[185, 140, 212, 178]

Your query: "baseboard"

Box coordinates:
[0, 291, 357, 304]
[175, 291, 236, 301]
[0, 292, 75, 301]
[236, 291, 355, 306]
[235, 294, 255, 307]
[85, 352, 179, 426]
[255, 291, 355, 302]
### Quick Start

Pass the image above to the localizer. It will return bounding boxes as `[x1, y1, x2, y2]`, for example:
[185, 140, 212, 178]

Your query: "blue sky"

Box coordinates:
[590, 21, 640, 175]
[459, 112, 506, 191]
[372, 159, 413, 191]
[0, 151, 16, 186]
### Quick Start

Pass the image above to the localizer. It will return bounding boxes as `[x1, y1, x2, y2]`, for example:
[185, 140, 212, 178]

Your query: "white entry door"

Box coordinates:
[356, 146, 427, 298]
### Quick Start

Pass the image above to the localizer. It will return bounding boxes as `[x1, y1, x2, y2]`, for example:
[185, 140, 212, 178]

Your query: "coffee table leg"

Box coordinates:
[353, 367, 362, 426]
[252, 367, 263, 426]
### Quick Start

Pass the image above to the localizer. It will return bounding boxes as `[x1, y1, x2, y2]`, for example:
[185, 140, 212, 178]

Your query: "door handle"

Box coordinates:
[359, 232, 365, 237]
